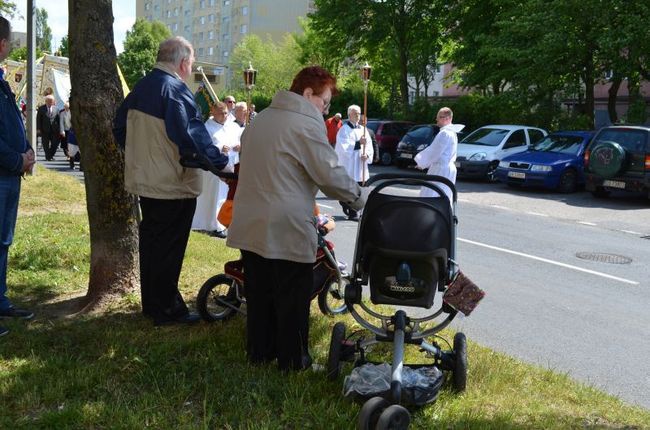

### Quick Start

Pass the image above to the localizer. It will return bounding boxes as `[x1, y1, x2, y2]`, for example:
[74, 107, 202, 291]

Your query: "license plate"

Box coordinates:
[455, 161, 461, 168]
[603, 180, 625, 189]
[508, 171, 526, 179]
[400, 153, 413, 159]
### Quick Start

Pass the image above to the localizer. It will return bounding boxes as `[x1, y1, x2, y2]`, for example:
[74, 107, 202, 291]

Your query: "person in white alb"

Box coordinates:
[335, 104, 373, 220]
[414, 107, 464, 203]
[191, 101, 235, 238]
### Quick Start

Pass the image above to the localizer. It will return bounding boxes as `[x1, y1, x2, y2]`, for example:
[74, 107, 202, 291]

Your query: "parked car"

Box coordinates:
[456, 125, 548, 181]
[495, 131, 594, 193]
[366, 120, 414, 165]
[584, 125, 650, 198]
[394, 124, 440, 168]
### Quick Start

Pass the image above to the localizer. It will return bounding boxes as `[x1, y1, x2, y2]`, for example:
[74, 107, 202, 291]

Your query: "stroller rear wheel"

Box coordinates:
[327, 322, 346, 380]
[453, 332, 468, 392]
[318, 278, 348, 315]
[197, 274, 241, 322]
[357, 396, 389, 430]
[376, 404, 411, 430]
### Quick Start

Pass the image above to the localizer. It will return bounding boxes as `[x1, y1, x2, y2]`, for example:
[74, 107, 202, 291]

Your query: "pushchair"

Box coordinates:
[196, 215, 350, 321]
[326, 173, 468, 430]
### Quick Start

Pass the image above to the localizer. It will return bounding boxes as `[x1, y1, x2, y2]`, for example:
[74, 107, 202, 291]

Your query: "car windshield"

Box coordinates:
[406, 126, 433, 139]
[460, 128, 509, 146]
[531, 135, 585, 154]
[366, 122, 380, 133]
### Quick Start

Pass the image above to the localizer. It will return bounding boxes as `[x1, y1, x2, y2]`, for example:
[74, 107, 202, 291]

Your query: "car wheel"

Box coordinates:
[591, 186, 610, 198]
[380, 151, 393, 166]
[486, 161, 499, 182]
[589, 141, 626, 178]
[558, 169, 578, 193]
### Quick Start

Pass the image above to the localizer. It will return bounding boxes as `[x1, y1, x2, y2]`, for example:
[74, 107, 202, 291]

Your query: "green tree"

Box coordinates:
[8, 45, 44, 61]
[58, 35, 69, 57]
[68, 0, 139, 309]
[309, 0, 444, 115]
[36, 7, 52, 53]
[229, 34, 301, 99]
[0, 1, 16, 17]
[117, 19, 171, 89]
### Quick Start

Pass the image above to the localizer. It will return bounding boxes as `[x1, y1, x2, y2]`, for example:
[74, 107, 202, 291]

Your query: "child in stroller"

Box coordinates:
[196, 211, 350, 321]
[326, 172, 481, 430]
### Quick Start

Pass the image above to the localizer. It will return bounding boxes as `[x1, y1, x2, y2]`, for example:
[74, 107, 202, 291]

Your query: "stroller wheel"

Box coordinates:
[453, 332, 468, 392]
[318, 278, 348, 316]
[376, 404, 411, 430]
[327, 322, 346, 380]
[357, 396, 389, 430]
[197, 274, 241, 322]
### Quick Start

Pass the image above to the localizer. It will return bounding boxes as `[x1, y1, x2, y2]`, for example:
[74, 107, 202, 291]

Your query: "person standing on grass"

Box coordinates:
[227, 66, 366, 371]
[0, 16, 36, 337]
[113, 36, 230, 327]
[36, 95, 61, 161]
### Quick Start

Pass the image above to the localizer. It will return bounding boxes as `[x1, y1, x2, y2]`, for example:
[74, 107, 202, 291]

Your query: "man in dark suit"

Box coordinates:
[36, 95, 60, 161]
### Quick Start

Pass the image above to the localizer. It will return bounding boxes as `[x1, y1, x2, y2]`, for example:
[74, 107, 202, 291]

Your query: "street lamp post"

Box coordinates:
[360, 62, 372, 183]
[242, 62, 257, 125]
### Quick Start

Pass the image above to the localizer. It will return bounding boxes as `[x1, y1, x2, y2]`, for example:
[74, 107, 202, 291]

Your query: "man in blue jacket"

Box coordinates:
[0, 17, 36, 337]
[113, 37, 230, 326]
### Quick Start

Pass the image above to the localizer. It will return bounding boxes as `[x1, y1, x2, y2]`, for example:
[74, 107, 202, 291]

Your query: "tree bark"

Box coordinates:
[68, 0, 139, 310]
[583, 59, 596, 127]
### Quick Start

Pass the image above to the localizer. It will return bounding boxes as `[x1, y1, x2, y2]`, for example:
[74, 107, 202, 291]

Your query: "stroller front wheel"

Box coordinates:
[453, 332, 468, 392]
[376, 404, 411, 430]
[197, 274, 242, 322]
[357, 396, 389, 430]
[327, 322, 346, 380]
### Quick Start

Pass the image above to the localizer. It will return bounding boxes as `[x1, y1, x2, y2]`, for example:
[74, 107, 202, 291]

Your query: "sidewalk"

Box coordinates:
[34, 144, 84, 182]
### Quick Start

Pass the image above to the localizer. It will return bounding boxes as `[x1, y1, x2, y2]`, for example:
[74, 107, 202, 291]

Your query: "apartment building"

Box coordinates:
[136, 0, 314, 88]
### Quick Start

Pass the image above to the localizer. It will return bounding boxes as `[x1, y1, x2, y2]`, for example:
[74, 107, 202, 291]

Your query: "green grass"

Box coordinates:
[1, 168, 649, 429]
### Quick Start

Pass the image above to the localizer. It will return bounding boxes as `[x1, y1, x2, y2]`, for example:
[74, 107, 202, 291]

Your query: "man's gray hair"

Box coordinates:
[156, 36, 193, 66]
[0, 16, 10, 41]
[347, 105, 361, 116]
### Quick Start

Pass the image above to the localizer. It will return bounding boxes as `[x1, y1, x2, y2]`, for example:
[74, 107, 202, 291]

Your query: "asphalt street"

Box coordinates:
[321, 165, 650, 410]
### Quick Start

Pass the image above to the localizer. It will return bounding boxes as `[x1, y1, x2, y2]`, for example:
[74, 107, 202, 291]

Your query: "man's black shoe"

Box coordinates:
[0, 326, 8, 337]
[154, 312, 201, 327]
[0, 307, 34, 320]
[210, 230, 227, 239]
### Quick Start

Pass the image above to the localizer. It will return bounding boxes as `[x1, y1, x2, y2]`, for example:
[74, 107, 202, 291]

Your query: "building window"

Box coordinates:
[223, 0, 230, 5]
[198, 32, 204, 41]
[242, 6, 248, 15]
[209, 0, 216, 5]
[200, 0, 205, 8]
[208, 47, 214, 56]
[209, 14, 215, 23]
[198, 47, 204, 57]
[184, 25, 190, 33]
[222, 16, 230, 24]
[174, 7, 179, 16]
[166, 10, 171, 18]
[200, 16, 205, 25]
[184, 9, 190, 16]
[145, 2, 150, 11]
[223, 51, 229, 58]
[222, 33, 229, 41]
[240, 24, 247, 34]
[172, 23, 178, 31]
[208, 30, 214, 39]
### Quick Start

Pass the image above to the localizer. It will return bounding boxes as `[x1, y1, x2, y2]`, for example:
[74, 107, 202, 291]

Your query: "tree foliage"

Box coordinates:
[58, 35, 69, 57]
[229, 34, 301, 99]
[8, 46, 44, 61]
[0, 1, 16, 17]
[36, 7, 52, 53]
[117, 19, 171, 89]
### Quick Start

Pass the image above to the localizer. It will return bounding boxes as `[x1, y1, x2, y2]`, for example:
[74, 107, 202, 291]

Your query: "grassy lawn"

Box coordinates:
[1, 168, 649, 429]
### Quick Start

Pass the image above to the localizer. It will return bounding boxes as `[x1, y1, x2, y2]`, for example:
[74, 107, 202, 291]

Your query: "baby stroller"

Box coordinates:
[326, 173, 468, 430]
[196, 208, 350, 321]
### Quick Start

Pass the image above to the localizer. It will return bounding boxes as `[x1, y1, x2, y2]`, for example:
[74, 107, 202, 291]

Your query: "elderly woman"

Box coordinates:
[227, 66, 366, 371]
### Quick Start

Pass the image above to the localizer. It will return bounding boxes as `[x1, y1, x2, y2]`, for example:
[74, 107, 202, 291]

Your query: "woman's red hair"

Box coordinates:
[290, 66, 339, 97]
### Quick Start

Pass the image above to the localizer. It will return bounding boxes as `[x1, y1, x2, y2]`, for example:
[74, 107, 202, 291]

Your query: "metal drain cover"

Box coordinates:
[576, 252, 633, 264]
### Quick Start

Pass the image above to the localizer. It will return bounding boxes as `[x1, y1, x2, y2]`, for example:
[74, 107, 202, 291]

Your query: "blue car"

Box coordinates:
[496, 131, 594, 193]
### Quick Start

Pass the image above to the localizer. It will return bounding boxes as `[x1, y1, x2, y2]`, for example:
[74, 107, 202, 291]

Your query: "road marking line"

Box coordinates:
[317, 203, 333, 209]
[490, 205, 510, 210]
[458, 237, 639, 285]
[526, 211, 549, 217]
[620, 230, 642, 235]
[577, 221, 597, 226]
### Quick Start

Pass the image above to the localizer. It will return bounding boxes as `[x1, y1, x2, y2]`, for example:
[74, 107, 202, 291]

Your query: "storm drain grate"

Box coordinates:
[576, 252, 633, 264]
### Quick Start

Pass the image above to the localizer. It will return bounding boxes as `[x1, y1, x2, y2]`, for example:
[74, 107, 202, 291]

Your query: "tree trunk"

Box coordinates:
[68, 0, 139, 310]
[583, 60, 596, 127]
[607, 74, 622, 124]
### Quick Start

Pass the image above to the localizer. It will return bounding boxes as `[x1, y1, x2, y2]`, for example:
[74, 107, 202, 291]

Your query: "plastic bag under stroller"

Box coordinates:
[343, 363, 445, 406]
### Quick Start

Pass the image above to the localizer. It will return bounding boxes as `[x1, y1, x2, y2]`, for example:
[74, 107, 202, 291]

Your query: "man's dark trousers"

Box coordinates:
[241, 250, 312, 371]
[138, 196, 196, 323]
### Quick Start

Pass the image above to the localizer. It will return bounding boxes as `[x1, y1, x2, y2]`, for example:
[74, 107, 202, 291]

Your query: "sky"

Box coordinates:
[10, 0, 136, 54]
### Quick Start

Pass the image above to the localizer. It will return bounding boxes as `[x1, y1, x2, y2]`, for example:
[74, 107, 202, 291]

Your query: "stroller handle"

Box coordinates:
[364, 172, 457, 203]
[179, 152, 238, 180]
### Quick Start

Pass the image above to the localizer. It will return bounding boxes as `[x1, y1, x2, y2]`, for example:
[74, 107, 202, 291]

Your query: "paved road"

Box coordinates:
[321, 165, 650, 409]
